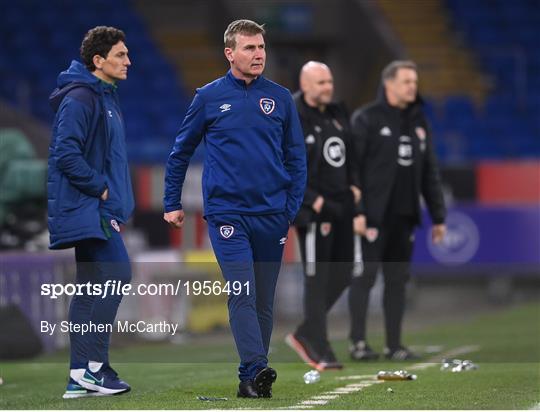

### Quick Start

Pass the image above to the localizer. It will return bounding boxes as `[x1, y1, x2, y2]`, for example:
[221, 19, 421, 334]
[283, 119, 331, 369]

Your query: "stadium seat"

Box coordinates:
[443, 0, 540, 159]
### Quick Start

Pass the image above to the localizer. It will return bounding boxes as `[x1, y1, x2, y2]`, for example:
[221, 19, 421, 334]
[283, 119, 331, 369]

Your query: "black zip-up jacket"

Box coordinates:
[293, 91, 361, 227]
[350, 86, 446, 228]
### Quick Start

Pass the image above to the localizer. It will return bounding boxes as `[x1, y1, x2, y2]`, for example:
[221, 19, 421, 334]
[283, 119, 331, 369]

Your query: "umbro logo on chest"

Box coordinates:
[218, 98, 276, 115]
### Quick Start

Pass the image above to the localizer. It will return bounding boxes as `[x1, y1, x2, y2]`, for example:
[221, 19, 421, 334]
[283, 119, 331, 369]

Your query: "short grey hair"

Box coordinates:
[224, 19, 265, 49]
[382, 60, 417, 81]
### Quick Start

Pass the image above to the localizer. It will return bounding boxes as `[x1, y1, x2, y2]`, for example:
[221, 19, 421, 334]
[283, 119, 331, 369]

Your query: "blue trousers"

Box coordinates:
[69, 220, 131, 369]
[206, 213, 289, 381]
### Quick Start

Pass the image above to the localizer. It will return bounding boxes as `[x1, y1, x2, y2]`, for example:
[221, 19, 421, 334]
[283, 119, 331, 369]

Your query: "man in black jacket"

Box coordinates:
[349, 60, 446, 360]
[286, 61, 361, 371]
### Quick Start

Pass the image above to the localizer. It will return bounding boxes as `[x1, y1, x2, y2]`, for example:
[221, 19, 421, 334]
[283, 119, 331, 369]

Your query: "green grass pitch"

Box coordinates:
[1, 302, 539, 409]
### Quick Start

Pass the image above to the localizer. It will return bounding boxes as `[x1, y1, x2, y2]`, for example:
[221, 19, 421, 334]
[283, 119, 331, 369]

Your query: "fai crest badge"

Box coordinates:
[219, 225, 234, 239]
[415, 127, 426, 140]
[365, 227, 379, 243]
[320, 222, 332, 237]
[259, 98, 275, 115]
[110, 219, 120, 233]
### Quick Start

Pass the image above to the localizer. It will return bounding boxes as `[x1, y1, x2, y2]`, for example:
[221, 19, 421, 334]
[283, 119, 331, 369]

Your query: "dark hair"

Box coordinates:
[80, 26, 126, 71]
[382, 60, 417, 81]
[224, 19, 265, 49]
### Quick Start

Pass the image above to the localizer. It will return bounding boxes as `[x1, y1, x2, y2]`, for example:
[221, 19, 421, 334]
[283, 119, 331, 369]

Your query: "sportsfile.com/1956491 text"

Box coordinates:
[40, 279, 250, 299]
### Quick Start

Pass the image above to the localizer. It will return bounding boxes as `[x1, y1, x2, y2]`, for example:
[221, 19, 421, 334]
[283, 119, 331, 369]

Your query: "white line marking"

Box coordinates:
[410, 344, 444, 354]
[332, 387, 360, 393]
[301, 400, 328, 405]
[346, 383, 374, 388]
[312, 395, 339, 400]
[335, 374, 375, 380]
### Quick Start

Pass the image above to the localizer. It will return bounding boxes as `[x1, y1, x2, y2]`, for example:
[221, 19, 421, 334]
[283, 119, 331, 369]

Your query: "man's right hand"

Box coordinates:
[164, 210, 185, 229]
[312, 196, 324, 214]
[353, 214, 366, 235]
[101, 188, 108, 201]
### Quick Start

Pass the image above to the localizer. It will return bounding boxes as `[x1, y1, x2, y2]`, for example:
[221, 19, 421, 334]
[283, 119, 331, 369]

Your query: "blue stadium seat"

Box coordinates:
[444, 0, 540, 159]
[443, 96, 476, 120]
[421, 98, 439, 125]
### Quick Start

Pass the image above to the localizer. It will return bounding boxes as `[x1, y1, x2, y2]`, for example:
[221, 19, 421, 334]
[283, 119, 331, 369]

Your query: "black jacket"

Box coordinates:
[293, 91, 360, 227]
[350, 86, 446, 228]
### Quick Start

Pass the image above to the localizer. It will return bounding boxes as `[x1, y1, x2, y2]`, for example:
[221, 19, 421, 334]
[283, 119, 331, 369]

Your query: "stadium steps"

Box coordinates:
[154, 30, 226, 90]
[134, 0, 225, 93]
[376, 0, 489, 104]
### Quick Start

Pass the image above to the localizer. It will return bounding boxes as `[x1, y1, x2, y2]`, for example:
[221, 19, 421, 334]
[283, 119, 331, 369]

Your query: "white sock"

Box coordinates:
[70, 368, 85, 382]
[88, 361, 103, 373]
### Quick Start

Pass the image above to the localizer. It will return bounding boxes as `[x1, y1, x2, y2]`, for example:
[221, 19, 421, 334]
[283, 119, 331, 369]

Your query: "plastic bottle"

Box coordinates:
[303, 370, 320, 384]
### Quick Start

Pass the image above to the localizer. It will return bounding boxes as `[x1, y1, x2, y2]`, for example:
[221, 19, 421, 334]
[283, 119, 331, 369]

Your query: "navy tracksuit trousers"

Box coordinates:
[206, 213, 289, 382]
[69, 219, 131, 369]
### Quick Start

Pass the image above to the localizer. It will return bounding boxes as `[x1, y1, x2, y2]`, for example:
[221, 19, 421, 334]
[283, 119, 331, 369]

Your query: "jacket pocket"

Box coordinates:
[58, 176, 81, 213]
[59, 176, 99, 216]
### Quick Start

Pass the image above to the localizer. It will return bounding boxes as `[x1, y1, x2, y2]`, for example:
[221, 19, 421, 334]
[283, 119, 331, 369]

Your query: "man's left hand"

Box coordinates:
[432, 224, 446, 245]
[164, 210, 185, 229]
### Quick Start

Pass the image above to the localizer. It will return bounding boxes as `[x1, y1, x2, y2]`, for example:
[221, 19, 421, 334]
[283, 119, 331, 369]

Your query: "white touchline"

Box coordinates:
[332, 387, 361, 393]
[335, 374, 375, 380]
[285, 344, 481, 409]
[301, 400, 328, 405]
[346, 383, 375, 388]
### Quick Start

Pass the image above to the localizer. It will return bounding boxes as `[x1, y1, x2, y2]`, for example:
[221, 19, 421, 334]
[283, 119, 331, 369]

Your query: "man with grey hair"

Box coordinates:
[348, 60, 446, 361]
[164, 19, 306, 398]
[286, 61, 361, 371]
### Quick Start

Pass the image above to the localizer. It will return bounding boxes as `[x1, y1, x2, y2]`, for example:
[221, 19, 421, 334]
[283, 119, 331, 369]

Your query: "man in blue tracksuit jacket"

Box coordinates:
[164, 20, 306, 398]
[48, 26, 133, 398]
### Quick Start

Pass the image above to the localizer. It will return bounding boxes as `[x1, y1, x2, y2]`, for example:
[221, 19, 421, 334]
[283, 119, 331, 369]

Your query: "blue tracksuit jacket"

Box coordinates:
[164, 70, 306, 222]
[47, 60, 134, 249]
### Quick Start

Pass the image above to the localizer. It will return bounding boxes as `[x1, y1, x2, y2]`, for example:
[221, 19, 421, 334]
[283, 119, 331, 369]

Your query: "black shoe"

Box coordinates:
[384, 346, 419, 360]
[285, 333, 322, 369]
[237, 380, 259, 398]
[350, 341, 380, 361]
[254, 367, 277, 398]
[318, 347, 344, 371]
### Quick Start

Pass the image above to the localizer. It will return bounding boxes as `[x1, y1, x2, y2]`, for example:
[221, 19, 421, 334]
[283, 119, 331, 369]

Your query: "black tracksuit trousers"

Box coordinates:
[348, 214, 416, 350]
[295, 213, 354, 354]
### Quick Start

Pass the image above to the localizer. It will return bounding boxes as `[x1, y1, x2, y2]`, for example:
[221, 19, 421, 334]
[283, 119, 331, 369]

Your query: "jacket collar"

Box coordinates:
[293, 90, 341, 120]
[226, 69, 264, 89]
[49, 61, 118, 112]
